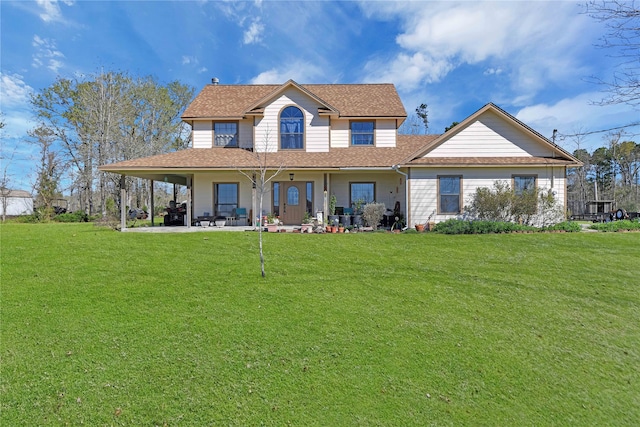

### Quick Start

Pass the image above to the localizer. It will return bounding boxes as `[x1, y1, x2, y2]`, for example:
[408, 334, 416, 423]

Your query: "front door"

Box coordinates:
[281, 182, 305, 224]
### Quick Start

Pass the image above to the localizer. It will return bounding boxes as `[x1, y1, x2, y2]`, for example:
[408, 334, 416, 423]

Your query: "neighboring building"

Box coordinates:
[0, 190, 34, 216]
[99, 80, 581, 228]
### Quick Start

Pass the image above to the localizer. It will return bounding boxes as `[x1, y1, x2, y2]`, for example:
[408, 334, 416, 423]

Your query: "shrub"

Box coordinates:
[465, 181, 564, 226]
[362, 203, 385, 230]
[55, 211, 89, 223]
[433, 219, 538, 235]
[542, 221, 582, 232]
[589, 219, 640, 232]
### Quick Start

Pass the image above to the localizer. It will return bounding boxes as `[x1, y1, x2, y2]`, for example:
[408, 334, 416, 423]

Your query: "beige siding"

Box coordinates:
[426, 110, 554, 158]
[331, 119, 349, 148]
[327, 171, 405, 213]
[255, 87, 329, 153]
[376, 119, 397, 147]
[410, 166, 567, 224]
[239, 119, 253, 149]
[193, 121, 212, 148]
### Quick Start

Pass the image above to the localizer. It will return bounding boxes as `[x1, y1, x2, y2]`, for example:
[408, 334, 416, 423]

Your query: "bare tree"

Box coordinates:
[30, 70, 194, 216]
[586, 1, 640, 108]
[236, 127, 285, 278]
[398, 103, 429, 135]
[0, 154, 13, 222]
[0, 118, 15, 222]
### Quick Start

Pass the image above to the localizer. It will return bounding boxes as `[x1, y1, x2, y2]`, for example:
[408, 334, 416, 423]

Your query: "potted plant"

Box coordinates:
[415, 223, 425, 232]
[426, 210, 436, 231]
[338, 223, 345, 233]
[328, 194, 339, 226]
[330, 217, 338, 233]
[266, 213, 279, 232]
[352, 198, 365, 226]
[301, 211, 314, 233]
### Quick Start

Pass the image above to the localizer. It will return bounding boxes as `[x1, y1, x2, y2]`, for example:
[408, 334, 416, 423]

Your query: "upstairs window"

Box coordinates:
[280, 106, 304, 150]
[351, 121, 374, 146]
[214, 122, 238, 147]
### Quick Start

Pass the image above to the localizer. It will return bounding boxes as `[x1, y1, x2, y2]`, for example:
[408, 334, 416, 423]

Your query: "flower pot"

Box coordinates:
[427, 221, 436, 231]
[200, 220, 210, 228]
[338, 226, 345, 233]
[215, 220, 225, 228]
[267, 224, 278, 232]
[331, 226, 337, 233]
[415, 224, 424, 232]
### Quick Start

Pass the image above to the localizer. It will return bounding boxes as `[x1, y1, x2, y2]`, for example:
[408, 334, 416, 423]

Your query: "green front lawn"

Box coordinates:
[1, 223, 638, 425]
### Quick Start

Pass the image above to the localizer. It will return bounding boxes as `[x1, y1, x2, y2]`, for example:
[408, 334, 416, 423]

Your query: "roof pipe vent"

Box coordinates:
[211, 77, 219, 85]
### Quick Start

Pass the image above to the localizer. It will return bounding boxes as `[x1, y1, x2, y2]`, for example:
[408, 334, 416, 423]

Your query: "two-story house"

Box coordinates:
[100, 79, 581, 229]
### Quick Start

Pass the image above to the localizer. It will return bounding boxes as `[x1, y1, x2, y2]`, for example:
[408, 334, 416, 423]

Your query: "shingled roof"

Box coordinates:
[181, 80, 407, 120]
[99, 135, 437, 174]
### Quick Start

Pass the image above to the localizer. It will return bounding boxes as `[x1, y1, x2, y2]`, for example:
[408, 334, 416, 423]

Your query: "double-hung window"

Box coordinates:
[214, 122, 238, 147]
[513, 175, 536, 195]
[280, 106, 304, 149]
[350, 121, 374, 146]
[438, 176, 461, 214]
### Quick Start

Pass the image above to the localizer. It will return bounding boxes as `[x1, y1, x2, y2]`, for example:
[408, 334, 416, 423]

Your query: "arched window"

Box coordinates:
[287, 186, 299, 205]
[280, 106, 304, 149]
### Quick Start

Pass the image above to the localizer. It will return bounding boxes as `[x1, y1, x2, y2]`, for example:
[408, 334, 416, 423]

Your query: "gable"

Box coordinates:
[426, 110, 553, 158]
[405, 103, 581, 166]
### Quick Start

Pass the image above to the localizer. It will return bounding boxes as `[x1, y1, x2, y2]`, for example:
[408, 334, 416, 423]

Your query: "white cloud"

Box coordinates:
[361, 1, 593, 97]
[243, 18, 264, 45]
[36, 0, 73, 23]
[0, 72, 33, 109]
[250, 61, 325, 84]
[31, 35, 65, 73]
[516, 93, 640, 151]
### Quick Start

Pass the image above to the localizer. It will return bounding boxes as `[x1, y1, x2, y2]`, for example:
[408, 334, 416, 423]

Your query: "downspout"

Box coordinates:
[392, 165, 409, 230]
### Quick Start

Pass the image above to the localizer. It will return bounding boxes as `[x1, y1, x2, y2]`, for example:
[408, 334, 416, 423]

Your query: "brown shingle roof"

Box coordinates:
[181, 82, 407, 119]
[407, 156, 577, 166]
[99, 136, 436, 172]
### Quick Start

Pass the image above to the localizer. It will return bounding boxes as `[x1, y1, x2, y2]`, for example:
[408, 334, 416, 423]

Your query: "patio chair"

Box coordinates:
[233, 207, 248, 226]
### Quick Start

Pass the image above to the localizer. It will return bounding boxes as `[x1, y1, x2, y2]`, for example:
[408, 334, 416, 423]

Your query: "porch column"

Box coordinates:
[323, 173, 329, 224]
[150, 180, 155, 227]
[120, 175, 126, 231]
[186, 176, 192, 228]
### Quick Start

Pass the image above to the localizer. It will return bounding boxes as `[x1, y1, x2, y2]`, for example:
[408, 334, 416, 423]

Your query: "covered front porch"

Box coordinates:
[111, 168, 410, 232]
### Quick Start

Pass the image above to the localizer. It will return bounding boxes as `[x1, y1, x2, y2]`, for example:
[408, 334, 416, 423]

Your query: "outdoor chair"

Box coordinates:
[233, 207, 248, 226]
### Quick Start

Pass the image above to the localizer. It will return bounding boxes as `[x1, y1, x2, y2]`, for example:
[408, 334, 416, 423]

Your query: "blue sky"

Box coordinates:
[1, 0, 638, 191]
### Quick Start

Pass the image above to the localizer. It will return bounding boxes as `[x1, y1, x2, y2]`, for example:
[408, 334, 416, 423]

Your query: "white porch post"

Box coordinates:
[186, 176, 192, 228]
[120, 175, 126, 231]
[150, 179, 155, 227]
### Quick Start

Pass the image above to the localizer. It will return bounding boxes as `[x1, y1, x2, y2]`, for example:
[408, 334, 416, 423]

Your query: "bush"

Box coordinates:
[542, 221, 582, 232]
[433, 219, 538, 234]
[55, 211, 89, 223]
[465, 181, 564, 226]
[589, 219, 640, 232]
[362, 203, 385, 230]
[12, 213, 43, 223]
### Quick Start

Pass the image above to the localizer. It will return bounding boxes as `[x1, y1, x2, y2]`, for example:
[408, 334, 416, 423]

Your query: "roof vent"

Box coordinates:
[211, 77, 219, 85]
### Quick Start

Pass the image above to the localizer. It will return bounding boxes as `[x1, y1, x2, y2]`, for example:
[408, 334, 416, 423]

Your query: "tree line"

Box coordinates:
[568, 134, 640, 212]
[29, 70, 194, 217]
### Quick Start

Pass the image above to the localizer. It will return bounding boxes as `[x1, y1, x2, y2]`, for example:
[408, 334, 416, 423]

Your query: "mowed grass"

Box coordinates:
[1, 223, 638, 426]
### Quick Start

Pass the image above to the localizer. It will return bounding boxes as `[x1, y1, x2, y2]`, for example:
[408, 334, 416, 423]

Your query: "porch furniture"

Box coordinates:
[233, 207, 248, 226]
